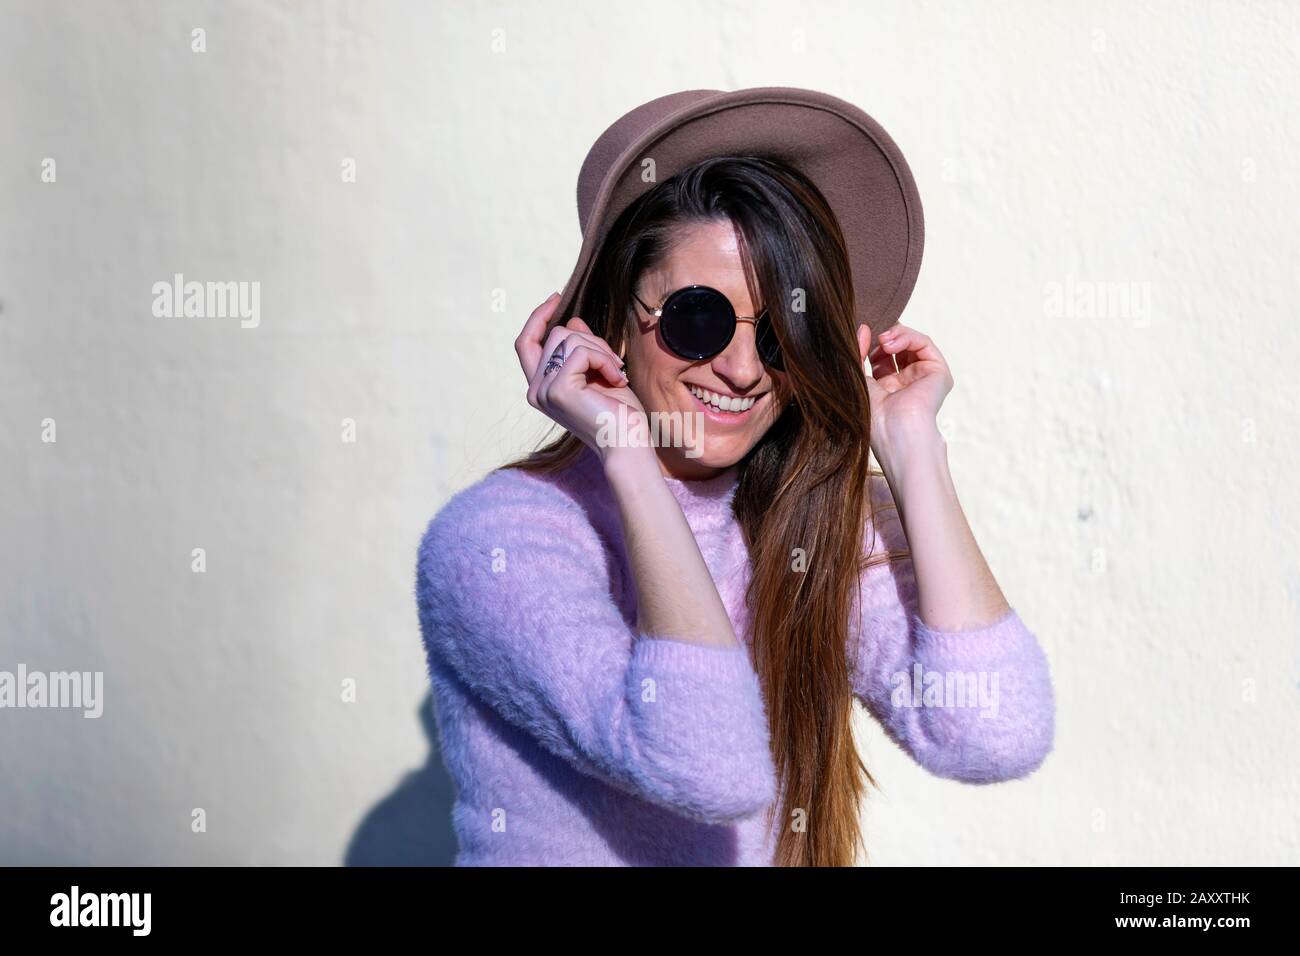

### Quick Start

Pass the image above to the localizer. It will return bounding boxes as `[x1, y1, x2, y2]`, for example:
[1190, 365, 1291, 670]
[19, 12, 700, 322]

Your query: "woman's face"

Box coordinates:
[623, 219, 786, 480]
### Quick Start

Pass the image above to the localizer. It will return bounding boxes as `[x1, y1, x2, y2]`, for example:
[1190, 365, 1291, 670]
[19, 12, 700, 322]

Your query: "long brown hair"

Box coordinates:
[504, 155, 909, 866]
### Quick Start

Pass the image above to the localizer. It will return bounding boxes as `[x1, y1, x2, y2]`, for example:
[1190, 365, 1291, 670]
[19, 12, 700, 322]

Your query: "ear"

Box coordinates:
[856, 324, 873, 365]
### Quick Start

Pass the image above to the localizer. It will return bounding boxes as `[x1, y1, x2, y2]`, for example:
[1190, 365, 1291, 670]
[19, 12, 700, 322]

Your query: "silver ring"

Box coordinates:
[542, 343, 566, 376]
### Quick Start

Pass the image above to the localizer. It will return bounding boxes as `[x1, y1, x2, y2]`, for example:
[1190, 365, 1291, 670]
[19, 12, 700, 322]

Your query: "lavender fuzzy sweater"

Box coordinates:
[416, 446, 1055, 865]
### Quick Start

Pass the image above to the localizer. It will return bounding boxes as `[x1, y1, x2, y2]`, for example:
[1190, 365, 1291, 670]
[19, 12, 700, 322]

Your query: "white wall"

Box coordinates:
[1, 0, 1296, 865]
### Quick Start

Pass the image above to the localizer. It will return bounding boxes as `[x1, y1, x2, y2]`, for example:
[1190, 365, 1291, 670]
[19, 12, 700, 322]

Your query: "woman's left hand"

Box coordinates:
[860, 323, 954, 460]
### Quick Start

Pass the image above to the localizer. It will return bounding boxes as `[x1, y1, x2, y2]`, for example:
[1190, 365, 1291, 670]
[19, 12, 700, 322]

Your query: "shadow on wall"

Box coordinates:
[344, 694, 457, 866]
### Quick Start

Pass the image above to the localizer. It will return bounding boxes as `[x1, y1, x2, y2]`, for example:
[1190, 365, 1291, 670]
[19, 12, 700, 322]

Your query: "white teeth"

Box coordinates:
[688, 385, 758, 412]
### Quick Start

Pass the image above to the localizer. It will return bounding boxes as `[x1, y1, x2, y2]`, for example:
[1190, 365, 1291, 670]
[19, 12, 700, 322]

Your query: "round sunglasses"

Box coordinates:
[631, 284, 784, 371]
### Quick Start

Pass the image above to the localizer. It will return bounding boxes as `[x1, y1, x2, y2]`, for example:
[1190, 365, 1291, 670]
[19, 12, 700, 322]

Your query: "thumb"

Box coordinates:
[856, 324, 873, 365]
[567, 315, 595, 335]
[864, 365, 886, 411]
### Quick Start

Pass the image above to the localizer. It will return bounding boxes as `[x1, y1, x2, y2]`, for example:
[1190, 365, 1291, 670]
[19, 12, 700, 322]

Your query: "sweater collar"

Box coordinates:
[574, 445, 740, 528]
[661, 464, 740, 515]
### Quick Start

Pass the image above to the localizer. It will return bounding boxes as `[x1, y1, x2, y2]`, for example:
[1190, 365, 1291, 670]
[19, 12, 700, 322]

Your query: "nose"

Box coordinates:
[711, 320, 765, 392]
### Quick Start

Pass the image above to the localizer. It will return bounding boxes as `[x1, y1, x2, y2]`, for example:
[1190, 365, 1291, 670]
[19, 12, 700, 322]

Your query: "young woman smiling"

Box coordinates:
[417, 96, 1055, 867]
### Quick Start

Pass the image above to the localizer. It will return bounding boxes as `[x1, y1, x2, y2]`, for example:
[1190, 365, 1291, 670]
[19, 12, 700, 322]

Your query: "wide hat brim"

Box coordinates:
[554, 86, 924, 340]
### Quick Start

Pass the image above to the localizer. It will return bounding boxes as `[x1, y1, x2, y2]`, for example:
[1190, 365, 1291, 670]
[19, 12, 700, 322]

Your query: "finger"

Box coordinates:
[864, 367, 886, 407]
[516, 292, 561, 381]
[535, 333, 626, 407]
[538, 343, 628, 408]
[566, 315, 597, 336]
[856, 324, 873, 365]
[876, 326, 909, 354]
[538, 325, 603, 370]
[565, 343, 628, 389]
[528, 325, 570, 408]
[870, 339, 901, 372]
[873, 324, 903, 351]
[869, 341, 900, 375]
[883, 329, 935, 374]
[529, 325, 583, 401]
[561, 321, 621, 369]
[564, 317, 624, 368]
[867, 338, 896, 364]
[870, 355, 900, 381]
[879, 325, 943, 365]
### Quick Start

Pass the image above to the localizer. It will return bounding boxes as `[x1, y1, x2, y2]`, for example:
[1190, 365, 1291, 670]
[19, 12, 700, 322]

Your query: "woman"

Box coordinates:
[417, 91, 1055, 867]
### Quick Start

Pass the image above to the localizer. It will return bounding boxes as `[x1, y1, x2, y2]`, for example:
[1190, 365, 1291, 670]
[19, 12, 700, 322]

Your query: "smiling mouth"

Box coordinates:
[685, 383, 767, 418]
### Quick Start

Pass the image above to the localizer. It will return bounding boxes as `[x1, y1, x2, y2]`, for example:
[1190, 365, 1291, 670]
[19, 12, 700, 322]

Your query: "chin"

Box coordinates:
[662, 434, 754, 474]
[639, 381, 778, 477]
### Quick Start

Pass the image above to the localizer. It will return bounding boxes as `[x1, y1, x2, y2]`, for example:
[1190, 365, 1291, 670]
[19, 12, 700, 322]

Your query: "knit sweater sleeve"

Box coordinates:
[415, 468, 777, 825]
[848, 476, 1056, 783]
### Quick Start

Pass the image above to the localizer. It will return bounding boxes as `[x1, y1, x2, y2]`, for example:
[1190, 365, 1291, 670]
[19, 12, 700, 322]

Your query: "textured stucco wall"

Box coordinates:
[1, 0, 1297, 865]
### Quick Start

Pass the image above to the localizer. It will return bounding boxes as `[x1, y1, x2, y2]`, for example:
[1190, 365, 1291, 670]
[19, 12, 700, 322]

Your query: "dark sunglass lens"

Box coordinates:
[659, 287, 735, 360]
[755, 314, 784, 370]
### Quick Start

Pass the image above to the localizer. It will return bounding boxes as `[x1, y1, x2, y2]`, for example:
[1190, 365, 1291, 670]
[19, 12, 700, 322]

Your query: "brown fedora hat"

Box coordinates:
[555, 86, 924, 340]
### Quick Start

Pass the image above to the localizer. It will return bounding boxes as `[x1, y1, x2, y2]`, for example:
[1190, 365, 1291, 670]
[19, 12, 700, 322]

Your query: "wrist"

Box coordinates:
[873, 420, 947, 481]
[600, 445, 662, 488]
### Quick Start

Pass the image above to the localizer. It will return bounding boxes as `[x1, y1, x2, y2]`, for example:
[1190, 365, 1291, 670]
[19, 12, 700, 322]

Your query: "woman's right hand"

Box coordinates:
[516, 294, 740, 652]
[514, 292, 649, 463]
